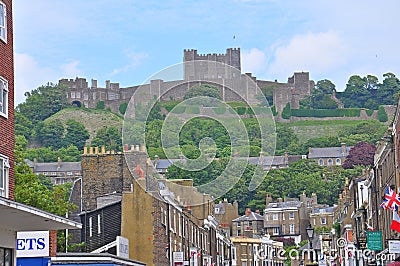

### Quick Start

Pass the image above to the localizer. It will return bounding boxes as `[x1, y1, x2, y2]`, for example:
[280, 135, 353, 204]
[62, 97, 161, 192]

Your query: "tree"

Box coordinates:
[184, 84, 222, 100]
[16, 83, 70, 124]
[36, 119, 65, 149]
[91, 126, 122, 152]
[315, 79, 336, 94]
[342, 142, 376, 169]
[377, 106, 388, 122]
[63, 120, 89, 150]
[281, 103, 291, 119]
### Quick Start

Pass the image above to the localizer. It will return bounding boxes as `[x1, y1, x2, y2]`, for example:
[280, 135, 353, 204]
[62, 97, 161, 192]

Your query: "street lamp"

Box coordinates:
[306, 223, 314, 264]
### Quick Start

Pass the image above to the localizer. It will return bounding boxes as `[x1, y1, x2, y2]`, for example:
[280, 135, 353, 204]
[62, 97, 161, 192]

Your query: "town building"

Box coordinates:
[231, 208, 264, 238]
[308, 143, 352, 166]
[214, 199, 239, 238]
[26, 158, 82, 185]
[73, 145, 232, 265]
[0, 1, 81, 264]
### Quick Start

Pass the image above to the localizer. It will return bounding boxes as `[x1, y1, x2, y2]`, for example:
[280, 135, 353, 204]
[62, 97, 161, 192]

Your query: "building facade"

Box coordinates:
[308, 143, 352, 167]
[232, 208, 264, 238]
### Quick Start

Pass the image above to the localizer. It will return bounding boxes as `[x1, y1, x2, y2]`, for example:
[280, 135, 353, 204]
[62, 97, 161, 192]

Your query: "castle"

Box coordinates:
[60, 48, 314, 115]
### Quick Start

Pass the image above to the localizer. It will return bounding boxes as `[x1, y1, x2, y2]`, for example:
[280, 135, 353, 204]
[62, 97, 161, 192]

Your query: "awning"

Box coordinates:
[0, 197, 81, 231]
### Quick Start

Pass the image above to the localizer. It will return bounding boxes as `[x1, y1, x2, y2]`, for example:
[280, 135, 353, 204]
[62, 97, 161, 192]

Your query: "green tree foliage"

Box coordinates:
[281, 103, 291, 119]
[378, 106, 388, 122]
[63, 120, 90, 150]
[275, 124, 298, 155]
[14, 112, 33, 139]
[91, 126, 122, 152]
[184, 84, 222, 101]
[16, 83, 70, 124]
[119, 102, 128, 115]
[25, 145, 82, 162]
[96, 101, 105, 110]
[36, 119, 65, 149]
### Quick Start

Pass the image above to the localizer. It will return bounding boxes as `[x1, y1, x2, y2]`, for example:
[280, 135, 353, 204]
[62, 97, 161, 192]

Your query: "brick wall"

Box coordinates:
[0, 0, 14, 199]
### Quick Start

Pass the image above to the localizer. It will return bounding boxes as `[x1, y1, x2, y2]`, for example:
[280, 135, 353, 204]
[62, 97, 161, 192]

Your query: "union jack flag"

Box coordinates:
[381, 185, 400, 211]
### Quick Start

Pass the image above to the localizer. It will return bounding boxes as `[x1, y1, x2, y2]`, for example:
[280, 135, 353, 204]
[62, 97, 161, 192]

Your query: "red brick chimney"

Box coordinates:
[245, 208, 251, 217]
[255, 210, 260, 214]
[49, 231, 57, 256]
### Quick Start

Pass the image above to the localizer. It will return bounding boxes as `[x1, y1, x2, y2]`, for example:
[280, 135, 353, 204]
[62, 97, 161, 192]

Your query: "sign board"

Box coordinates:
[389, 240, 400, 253]
[116, 236, 129, 259]
[357, 237, 367, 250]
[173, 252, 184, 262]
[367, 231, 383, 251]
[16, 231, 49, 258]
[318, 254, 327, 266]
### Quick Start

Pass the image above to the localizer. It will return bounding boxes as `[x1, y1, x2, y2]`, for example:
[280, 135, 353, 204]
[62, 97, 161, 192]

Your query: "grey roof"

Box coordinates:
[215, 203, 226, 214]
[153, 155, 304, 170]
[232, 212, 263, 222]
[265, 200, 301, 209]
[312, 206, 336, 214]
[308, 146, 352, 159]
[31, 161, 82, 172]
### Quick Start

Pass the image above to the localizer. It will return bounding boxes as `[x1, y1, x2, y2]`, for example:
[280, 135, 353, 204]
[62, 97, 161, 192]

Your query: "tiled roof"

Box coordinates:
[308, 146, 352, 159]
[232, 212, 263, 222]
[265, 200, 301, 209]
[30, 161, 82, 172]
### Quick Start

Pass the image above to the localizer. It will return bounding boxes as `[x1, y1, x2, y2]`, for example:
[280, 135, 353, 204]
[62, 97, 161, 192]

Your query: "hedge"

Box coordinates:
[291, 108, 361, 117]
[213, 107, 226, 115]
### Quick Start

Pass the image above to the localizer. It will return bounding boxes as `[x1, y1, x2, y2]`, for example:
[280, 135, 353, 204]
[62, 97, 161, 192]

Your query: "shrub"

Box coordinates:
[96, 101, 105, 110]
[185, 106, 200, 114]
[378, 106, 388, 122]
[236, 107, 246, 115]
[281, 103, 291, 119]
[366, 109, 374, 117]
[171, 106, 185, 114]
[119, 102, 128, 114]
[291, 108, 361, 117]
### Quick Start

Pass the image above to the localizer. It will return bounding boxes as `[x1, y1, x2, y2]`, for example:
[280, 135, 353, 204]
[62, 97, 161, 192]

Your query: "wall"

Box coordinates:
[0, 0, 14, 200]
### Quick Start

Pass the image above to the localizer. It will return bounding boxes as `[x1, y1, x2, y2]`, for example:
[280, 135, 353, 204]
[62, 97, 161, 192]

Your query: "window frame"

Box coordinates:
[289, 212, 295, 220]
[0, 1, 6, 43]
[320, 217, 327, 225]
[0, 154, 9, 198]
[273, 227, 279, 235]
[272, 213, 278, 221]
[289, 224, 295, 234]
[0, 76, 8, 118]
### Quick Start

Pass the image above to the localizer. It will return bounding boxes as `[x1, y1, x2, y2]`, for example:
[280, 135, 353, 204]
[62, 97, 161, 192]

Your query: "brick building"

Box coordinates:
[308, 143, 352, 166]
[0, 1, 81, 264]
[76, 146, 232, 265]
[231, 208, 264, 238]
[214, 199, 239, 238]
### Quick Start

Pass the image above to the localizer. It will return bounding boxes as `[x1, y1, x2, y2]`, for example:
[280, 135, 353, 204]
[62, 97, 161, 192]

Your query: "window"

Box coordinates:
[327, 159, 333, 166]
[237, 222, 241, 227]
[289, 224, 295, 234]
[237, 230, 241, 236]
[321, 217, 327, 225]
[282, 213, 285, 220]
[273, 214, 278, 221]
[0, 247, 12, 266]
[336, 158, 342, 165]
[0, 77, 8, 117]
[318, 159, 324, 166]
[273, 227, 279, 235]
[289, 212, 295, 220]
[0, 2, 6, 43]
[97, 214, 101, 234]
[89, 217, 93, 237]
[248, 221, 253, 226]
[0, 155, 9, 198]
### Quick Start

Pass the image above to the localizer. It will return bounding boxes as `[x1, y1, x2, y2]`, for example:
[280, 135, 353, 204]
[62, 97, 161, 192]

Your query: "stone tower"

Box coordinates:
[183, 48, 241, 80]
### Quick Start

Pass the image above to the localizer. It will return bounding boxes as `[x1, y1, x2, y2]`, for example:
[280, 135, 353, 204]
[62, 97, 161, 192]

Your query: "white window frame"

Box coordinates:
[289, 224, 295, 234]
[318, 159, 324, 166]
[321, 217, 327, 225]
[289, 212, 295, 220]
[273, 213, 278, 221]
[97, 214, 101, 234]
[273, 227, 279, 235]
[0, 154, 9, 198]
[336, 158, 342, 165]
[0, 77, 8, 118]
[327, 159, 333, 166]
[0, 1, 6, 43]
[89, 217, 93, 237]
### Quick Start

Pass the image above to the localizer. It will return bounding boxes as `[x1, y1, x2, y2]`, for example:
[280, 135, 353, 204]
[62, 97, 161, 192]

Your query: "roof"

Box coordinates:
[311, 206, 336, 214]
[265, 200, 301, 209]
[153, 159, 184, 170]
[232, 211, 263, 222]
[308, 146, 352, 159]
[26, 159, 82, 172]
[0, 196, 81, 231]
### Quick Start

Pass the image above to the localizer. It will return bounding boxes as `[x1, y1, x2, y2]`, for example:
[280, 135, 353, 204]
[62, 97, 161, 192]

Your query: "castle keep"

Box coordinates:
[60, 48, 314, 114]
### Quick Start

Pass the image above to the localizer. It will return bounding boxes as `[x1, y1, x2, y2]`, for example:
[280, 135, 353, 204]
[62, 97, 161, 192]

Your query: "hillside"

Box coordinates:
[45, 108, 123, 142]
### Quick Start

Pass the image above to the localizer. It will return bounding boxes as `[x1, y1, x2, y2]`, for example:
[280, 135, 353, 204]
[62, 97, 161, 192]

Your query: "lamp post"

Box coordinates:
[65, 177, 83, 252]
[306, 223, 315, 264]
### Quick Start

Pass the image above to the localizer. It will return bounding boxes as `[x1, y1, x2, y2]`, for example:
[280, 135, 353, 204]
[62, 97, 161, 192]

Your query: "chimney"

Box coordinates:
[245, 208, 251, 217]
[124, 144, 129, 152]
[341, 143, 347, 157]
[57, 157, 61, 169]
[259, 151, 265, 165]
[266, 193, 273, 205]
[154, 155, 159, 167]
[106, 80, 111, 89]
[277, 198, 283, 203]
[255, 210, 260, 214]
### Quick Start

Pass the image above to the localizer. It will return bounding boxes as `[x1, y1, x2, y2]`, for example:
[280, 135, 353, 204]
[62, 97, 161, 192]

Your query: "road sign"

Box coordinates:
[357, 236, 367, 249]
[367, 231, 383, 251]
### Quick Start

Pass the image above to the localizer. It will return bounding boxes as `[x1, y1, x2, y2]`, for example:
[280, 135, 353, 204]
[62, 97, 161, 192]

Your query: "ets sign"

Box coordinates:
[16, 231, 50, 258]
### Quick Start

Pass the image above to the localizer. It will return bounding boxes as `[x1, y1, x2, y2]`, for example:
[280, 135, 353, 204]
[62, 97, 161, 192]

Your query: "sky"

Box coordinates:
[13, 0, 400, 105]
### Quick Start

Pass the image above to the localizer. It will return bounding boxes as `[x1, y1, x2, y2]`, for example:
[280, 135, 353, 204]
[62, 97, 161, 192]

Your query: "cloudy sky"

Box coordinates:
[13, 0, 400, 105]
